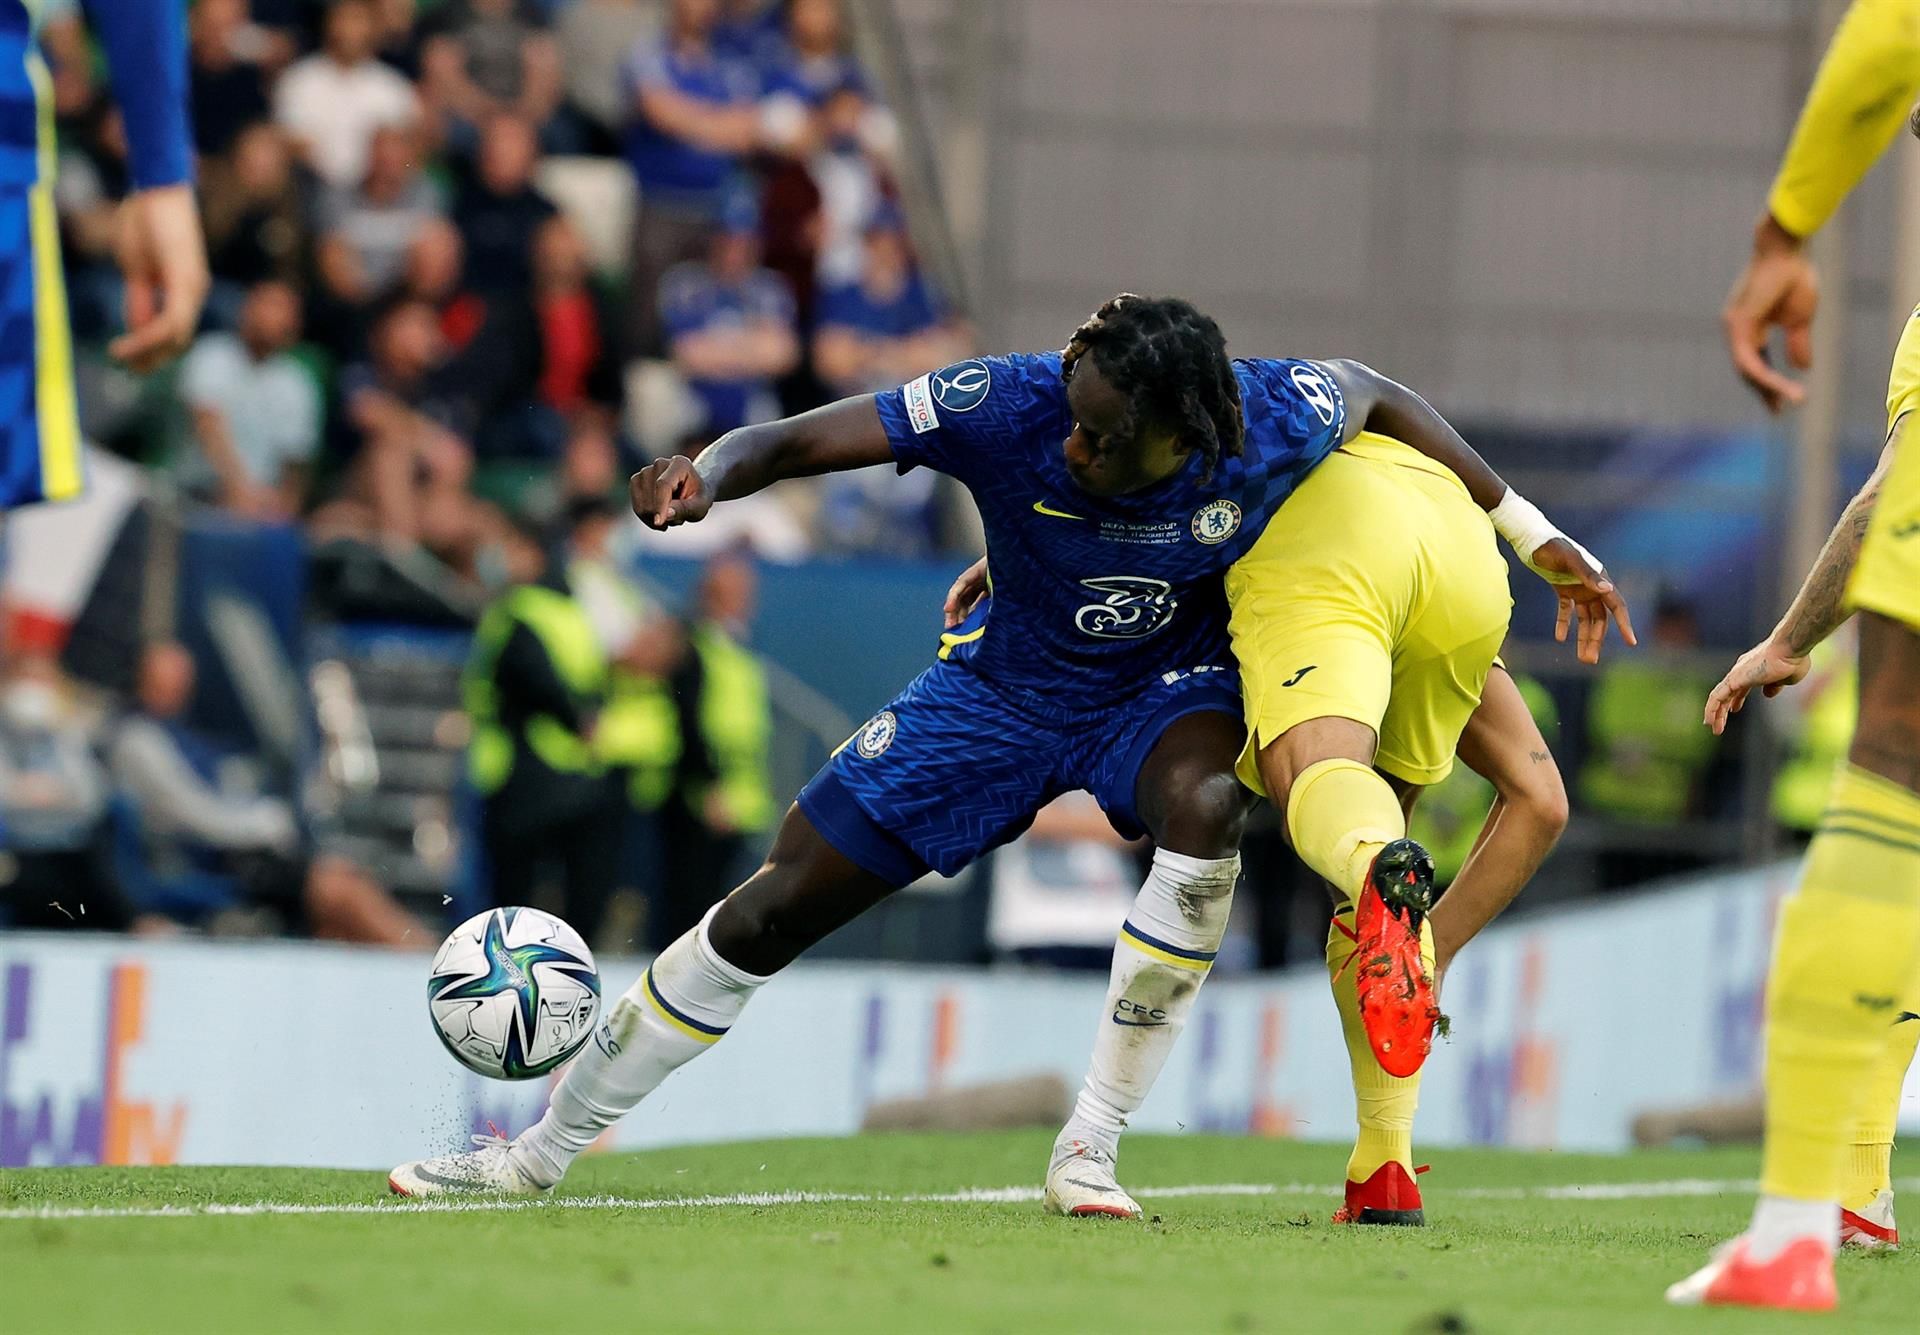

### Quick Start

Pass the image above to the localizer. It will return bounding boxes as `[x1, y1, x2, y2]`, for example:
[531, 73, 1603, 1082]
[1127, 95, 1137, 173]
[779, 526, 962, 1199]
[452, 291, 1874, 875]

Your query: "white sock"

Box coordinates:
[1747, 1194, 1839, 1261]
[1061, 848, 1238, 1160]
[514, 903, 769, 1185]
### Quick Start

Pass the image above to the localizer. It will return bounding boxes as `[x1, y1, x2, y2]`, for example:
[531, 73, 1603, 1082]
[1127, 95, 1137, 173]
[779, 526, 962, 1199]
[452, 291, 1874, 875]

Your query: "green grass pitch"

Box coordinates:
[2, 1132, 1914, 1332]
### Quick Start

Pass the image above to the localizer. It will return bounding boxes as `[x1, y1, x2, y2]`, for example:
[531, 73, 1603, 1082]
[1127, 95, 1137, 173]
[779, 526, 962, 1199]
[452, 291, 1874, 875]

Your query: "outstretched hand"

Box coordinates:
[944, 557, 990, 628]
[1531, 538, 1637, 664]
[110, 184, 209, 373]
[1723, 216, 1817, 414]
[1703, 636, 1810, 736]
[629, 455, 713, 529]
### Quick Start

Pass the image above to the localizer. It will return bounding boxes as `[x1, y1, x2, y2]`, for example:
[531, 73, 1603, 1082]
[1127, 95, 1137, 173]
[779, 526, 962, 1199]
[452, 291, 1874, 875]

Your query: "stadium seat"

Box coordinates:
[107, 796, 243, 924]
[535, 156, 639, 278]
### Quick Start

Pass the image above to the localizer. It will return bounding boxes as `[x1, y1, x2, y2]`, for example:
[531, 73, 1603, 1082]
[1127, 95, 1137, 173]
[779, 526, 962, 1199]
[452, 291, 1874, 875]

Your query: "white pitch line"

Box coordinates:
[2, 1174, 1883, 1222]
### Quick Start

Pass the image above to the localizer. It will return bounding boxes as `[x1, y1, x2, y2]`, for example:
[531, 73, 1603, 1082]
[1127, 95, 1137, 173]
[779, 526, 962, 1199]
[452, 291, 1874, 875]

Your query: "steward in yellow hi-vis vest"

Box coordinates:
[465, 550, 623, 943]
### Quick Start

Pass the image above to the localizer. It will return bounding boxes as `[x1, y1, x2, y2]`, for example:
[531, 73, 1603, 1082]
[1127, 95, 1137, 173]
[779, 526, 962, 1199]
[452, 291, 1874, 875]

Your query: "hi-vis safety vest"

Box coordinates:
[692, 623, 774, 832]
[465, 583, 608, 795]
[1772, 639, 1857, 835]
[596, 669, 682, 811]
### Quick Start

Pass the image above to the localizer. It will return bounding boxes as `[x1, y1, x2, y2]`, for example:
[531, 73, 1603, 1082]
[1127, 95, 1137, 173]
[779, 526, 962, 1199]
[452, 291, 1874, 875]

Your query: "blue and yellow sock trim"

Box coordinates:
[1118, 921, 1216, 972]
[641, 969, 728, 1044]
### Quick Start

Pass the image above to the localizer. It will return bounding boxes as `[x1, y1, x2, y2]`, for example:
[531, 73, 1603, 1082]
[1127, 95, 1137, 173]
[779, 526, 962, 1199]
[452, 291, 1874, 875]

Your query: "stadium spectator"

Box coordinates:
[180, 280, 321, 521]
[452, 112, 558, 294]
[274, 0, 421, 191]
[316, 123, 446, 313]
[660, 211, 800, 437]
[714, 0, 783, 66]
[201, 123, 309, 302]
[654, 550, 771, 940]
[370, 0, 427, 80]
[420, 0, 564, 152]
[757, 0, 893, 155]
[761, 77, 896, 309]
[110, 641, 426, 945]
[532, 217, 622, 420]
[621, 0, 765, 353]
[188, 0, 282, 158]
[1579, 593, 1720, 885]
[556, 0, 660, 153]
[0, 654, 131, 931]
[1768, 631, 1857, 842]
[314, 296, 491, 561]
[394, 219, 551, 459]
[812, 205, 967, 398]
[465, 518, 626, 947]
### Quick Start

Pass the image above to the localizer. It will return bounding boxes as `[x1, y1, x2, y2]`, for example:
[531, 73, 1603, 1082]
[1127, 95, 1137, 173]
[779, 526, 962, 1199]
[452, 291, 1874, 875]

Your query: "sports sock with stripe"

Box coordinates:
[1843, 995, 1920, 1213]
[1757, 764, 1920, 1254]
[1326, 906, 1434, 1183]
[514, 902, 769, 1185]
[1061, 848, 1239, 1160]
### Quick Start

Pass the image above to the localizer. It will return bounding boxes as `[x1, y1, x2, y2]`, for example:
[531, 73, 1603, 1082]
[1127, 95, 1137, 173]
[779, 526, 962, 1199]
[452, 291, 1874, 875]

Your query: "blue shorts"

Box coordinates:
[797, 659, 1242, 886]
[0, 183, 82, 509]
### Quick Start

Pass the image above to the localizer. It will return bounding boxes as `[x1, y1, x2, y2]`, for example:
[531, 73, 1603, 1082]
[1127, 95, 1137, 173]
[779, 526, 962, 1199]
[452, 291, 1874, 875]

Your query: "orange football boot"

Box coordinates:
[1354, 838, 1441, 1078]
[1665, 1237, 1837, 1311]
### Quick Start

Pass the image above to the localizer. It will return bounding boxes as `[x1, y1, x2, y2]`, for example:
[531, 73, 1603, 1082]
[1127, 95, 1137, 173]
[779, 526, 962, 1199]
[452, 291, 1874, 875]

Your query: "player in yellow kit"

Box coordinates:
[1669, 0, 1920, 1312]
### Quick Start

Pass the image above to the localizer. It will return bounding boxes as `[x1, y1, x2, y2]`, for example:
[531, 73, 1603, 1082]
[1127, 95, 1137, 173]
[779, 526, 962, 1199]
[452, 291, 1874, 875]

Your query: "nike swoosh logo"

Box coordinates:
[1897, 1011, 1920, 1024]
[1892, 520, 1920, 540]
[1280, 665, 1318, 688]
[1032, 500, 1084, 520]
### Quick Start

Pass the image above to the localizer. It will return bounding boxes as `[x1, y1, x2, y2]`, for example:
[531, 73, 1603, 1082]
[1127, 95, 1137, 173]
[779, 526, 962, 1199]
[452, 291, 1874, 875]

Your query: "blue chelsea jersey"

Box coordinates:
[874, 351, 1348, 711]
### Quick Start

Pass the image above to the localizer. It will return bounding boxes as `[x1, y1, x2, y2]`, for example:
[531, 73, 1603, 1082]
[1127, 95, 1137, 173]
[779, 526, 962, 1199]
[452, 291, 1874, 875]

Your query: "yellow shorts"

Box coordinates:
[1226, 432, 1513, 791]
[1851, 306, 1920, 631]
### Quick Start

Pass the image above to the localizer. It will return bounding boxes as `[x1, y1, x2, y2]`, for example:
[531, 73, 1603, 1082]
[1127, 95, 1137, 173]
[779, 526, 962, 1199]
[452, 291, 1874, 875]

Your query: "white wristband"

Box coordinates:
[1488, 488, 1595, 585]
[1487, 488, 1558, 561]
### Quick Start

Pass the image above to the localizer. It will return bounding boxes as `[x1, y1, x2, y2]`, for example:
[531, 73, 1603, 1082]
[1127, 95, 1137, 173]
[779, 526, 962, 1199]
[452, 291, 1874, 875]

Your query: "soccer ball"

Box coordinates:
[427, 907, 602, 1080]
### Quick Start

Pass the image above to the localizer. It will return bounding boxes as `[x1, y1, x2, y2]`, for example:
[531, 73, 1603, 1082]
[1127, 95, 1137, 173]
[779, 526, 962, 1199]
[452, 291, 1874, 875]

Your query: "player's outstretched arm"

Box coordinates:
[1725, 0, 1920, 411]
[86, 0, 208, 371]
[630, 395, 896, 529]
[1704, 434, 1898, 734]
[1426, 668, 1568, 982]
[1321, 358, 1636, 663]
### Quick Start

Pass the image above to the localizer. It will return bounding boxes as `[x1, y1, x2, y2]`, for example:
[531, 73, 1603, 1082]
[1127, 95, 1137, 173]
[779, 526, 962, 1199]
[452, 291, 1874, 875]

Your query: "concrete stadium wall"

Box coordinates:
[7, 857, 1910, 1170]
[890, 0, 1903, 435]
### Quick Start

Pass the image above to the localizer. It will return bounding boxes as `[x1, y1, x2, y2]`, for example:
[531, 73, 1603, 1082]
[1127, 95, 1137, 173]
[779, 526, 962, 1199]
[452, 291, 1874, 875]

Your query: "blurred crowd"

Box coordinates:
[3, 0, 968, 949]
[52, 0, 969, 581]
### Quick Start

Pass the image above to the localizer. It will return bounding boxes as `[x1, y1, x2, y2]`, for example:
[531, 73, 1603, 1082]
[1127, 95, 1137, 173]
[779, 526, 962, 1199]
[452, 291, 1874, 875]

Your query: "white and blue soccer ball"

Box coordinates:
[427, 907, 601, 1080]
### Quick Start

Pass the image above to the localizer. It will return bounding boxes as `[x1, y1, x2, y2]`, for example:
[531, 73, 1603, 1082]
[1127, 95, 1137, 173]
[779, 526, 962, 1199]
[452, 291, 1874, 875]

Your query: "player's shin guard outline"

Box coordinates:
[1066, 848, 1239, 1155]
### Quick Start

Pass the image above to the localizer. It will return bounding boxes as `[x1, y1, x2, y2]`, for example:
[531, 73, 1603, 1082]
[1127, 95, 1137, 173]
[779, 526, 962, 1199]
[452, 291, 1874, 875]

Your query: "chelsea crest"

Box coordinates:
[1191, 499, 1242, 545]
[855, 711, 898, 758]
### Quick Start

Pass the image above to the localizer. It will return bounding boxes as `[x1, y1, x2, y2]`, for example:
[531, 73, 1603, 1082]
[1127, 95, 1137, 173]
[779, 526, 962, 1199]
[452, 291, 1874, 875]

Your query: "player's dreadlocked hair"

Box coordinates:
[1060, 294, 1244, 481]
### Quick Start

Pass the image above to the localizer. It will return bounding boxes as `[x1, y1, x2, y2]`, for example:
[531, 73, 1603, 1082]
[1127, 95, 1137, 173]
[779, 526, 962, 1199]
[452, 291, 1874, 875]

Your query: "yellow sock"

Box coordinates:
[1286, 758, 1405, 903]
[1327, 908, 1435, 1182]
[1842, 1002, 1920, 1210]
[1762, 764, 1920, 1203]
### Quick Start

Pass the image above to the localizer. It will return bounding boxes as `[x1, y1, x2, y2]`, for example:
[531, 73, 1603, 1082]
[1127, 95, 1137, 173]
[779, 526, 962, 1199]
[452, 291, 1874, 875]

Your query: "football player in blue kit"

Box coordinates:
[391, 295, 1626, 1220]
[0, 0, 207, 510]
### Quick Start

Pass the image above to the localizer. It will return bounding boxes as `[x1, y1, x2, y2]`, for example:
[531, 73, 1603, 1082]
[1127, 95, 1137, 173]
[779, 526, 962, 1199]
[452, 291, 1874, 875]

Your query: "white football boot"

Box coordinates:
[388, 1134, 549, 1198]
[1043, 1137, 1142, 1219]
[1841, 1189, 1899, 1249]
